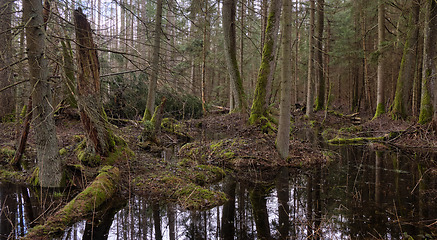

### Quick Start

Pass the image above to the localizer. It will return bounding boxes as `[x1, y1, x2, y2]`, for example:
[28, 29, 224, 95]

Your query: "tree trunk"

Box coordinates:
[74, 8, 115, 156]
[391, 1, 420, 120]
[314, 0, 325, 111]
[144, 0, 163, 121]
[276, 0, 292, 159]
[223, 0, 247, 112]
[0, 0, 14, 121]
[373, 0, 386, 119]
[419, 0, 437, 125]
[249, 0, 283, 124]
[24, 0, 63, 188]
[361, 9, 373, 112]
[306, 0, 315, 117]
[10, 97, 32, 167]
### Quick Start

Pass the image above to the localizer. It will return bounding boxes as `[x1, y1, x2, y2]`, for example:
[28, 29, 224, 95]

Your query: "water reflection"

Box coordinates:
[2, 146, 437, 239]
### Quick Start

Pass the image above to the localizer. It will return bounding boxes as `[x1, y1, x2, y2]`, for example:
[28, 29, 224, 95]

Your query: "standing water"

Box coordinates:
[1, 146, 436, 239]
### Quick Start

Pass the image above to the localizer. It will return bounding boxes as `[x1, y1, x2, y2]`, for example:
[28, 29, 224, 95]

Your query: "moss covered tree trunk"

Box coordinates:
[391, 2, 420, 120]
[373, 0, 386, 119]
[223, 0, 247, 112]
[419, 0, 437, 125]
[249, 0, 282, 124]
[24, 0, 63, 188]
[24, 166, 120, 239]
[276, 0, 292, 159]
[74, 9, 115, 156]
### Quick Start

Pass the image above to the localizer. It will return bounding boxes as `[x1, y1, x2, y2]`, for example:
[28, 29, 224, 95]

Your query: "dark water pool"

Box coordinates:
[1, 146, 437, 239]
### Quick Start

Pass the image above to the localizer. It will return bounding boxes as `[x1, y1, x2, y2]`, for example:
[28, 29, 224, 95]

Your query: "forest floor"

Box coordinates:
[1, 108, 437, 229]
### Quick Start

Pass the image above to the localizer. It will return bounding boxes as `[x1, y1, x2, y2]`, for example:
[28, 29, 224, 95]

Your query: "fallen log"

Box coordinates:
[23, 166, 120, 239]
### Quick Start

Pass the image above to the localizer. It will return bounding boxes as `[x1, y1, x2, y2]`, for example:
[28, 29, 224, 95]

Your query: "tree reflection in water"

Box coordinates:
[2, 146, 437, 239]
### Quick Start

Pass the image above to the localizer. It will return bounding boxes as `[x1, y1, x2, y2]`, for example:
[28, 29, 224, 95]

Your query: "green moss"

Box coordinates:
[210, 140, 224, 151]
[328, 136, 385, 145]
[0, 169, 26, 183]
[0, 147, 15, 158]
[419, 83, 433, 124]
[73, 135, 84, 142]
[1, 113, 15, 123]
[104, 144, 134, 165]
[59, 148, 68, 156]
[372, 103, 385, 120]
[177, 158, 196, 167]
[176, 183, 227, 210]
[29, 168, 40, 186]
[20, 105, 27, 118]
[222, 151, 235, 159]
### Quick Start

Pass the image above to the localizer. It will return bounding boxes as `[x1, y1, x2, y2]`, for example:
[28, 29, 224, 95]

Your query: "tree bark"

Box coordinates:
[391, 1, 420, 120]
[276, 0, 292, 159]
[249, 0, 283, 124]
[306, 0, 315, 117]
[419, 0, 437, 125]
[314, 0, 325, 111]
[0, 0, 14, 121]
[74, 8, 115, 156]
[223, 0, 247, 112]
[144, 0, 163, 121]
[373, 0, 386, 119]
[24, 0, 63, 188]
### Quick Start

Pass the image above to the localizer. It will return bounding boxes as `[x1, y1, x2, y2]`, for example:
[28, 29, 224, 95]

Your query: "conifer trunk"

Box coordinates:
[419, 0, 437, 125]
[373, 0, 386, 119]
[314, 0, 325, 111]
[0, 0, 14, 120]
[306, 0, 315, 117]
[24, 0, 62, 188]
[223, 0, 247, 112]
[392, 2, 420, 119]
[144, 0, 163, 121]
[276, 0, 292, 159]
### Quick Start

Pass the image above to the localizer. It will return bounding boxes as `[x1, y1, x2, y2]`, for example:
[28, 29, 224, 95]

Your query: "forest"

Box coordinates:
[0, 0, 437, 239]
